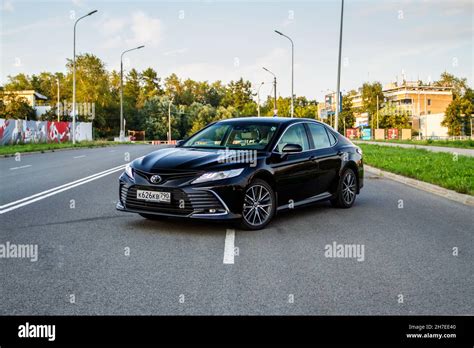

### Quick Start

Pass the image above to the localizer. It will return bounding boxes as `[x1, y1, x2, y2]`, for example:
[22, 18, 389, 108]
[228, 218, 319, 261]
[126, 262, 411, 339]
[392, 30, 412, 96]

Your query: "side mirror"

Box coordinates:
[282, 143, 303, 153]
[176, 139, 185, 147]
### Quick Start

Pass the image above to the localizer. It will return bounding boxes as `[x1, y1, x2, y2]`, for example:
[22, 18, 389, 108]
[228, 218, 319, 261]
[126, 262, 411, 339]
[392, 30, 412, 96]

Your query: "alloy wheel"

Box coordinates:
[342, 171, 356, 205]
[242, 184, 273, 227]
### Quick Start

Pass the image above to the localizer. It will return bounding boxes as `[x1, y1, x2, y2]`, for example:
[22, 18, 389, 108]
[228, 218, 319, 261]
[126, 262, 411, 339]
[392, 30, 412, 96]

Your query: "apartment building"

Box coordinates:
[349, 81, 453, 137]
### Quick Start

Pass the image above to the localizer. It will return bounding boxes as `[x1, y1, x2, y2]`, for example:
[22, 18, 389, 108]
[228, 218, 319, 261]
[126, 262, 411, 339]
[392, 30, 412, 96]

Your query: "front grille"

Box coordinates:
[120, 185, 225, 215]
[120, 185, 193, 215]
[134, 169, 200, 184]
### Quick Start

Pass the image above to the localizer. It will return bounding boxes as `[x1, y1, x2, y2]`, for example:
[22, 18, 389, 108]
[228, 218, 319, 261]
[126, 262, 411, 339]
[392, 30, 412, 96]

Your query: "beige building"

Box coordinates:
[348, 81, 453, 137]
[1, 90, 48, 107]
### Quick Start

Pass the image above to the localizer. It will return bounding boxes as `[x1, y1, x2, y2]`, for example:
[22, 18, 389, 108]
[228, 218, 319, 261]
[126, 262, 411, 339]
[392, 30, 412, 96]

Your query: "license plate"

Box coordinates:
[136, 190, 171, 203]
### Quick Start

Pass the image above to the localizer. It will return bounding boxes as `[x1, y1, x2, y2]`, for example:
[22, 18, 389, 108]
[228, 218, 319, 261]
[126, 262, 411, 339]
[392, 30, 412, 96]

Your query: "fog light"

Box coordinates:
[209, 209, 216, 213]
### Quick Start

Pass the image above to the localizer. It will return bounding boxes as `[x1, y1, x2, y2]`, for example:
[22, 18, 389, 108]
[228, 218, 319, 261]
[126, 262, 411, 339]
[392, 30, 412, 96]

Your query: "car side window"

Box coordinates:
[326, 129, 338, 146]
[308, 123, 331, 149]
[275, 124, 309, 152]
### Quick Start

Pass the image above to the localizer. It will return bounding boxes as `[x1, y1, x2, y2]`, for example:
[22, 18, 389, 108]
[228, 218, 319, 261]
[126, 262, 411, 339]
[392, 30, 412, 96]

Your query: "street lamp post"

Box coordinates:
[263, 67, 277, 116]
[120, 45, 145, 142]
[334, 0, 344, 133]
[256, 82, 264, 117]
[72, 9, 97, 144]
[56, 78, 60, 122]
[274, 30, 294, 117]
[168, 96, 174, 143]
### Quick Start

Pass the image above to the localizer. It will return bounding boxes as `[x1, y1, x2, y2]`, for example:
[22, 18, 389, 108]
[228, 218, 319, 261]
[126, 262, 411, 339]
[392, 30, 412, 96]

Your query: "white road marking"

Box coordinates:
[0, 164, 126, 214]
[73, 155, 86, 159]
[223, 229, 235, 264]
[9, 165, 32, 170]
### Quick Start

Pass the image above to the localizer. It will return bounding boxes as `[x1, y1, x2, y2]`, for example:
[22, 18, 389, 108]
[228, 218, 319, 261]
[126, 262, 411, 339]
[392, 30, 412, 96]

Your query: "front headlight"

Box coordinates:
[192, 168, 244, 184]
[125, 163, 134, 179]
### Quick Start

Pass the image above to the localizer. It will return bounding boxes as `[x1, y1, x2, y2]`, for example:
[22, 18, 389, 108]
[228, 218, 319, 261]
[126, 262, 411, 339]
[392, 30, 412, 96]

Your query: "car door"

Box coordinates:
[270, 123, 316, 207]
[306, 123, 341, 195]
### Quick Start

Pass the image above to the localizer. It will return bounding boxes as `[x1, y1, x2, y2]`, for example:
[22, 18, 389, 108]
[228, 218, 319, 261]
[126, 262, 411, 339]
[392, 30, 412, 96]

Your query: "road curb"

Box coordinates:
[0, 143, 148, 158]
[365, 164, 474, 207]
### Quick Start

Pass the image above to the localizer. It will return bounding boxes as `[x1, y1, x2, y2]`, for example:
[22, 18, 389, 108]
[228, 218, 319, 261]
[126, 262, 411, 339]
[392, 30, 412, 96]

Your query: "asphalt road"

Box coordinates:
[1, 145, 473, 315]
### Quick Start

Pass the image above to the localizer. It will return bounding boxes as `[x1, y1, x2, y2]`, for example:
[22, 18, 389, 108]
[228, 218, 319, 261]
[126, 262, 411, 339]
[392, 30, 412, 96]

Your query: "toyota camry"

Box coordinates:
[117, 117, 364, 230]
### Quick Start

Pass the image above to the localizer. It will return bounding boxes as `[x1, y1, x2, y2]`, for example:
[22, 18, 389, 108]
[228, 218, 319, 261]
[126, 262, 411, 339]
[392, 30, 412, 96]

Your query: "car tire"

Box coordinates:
[239, 179, 276, 230]
[139, 213, 168, 220]
[331, 167, 358, 208]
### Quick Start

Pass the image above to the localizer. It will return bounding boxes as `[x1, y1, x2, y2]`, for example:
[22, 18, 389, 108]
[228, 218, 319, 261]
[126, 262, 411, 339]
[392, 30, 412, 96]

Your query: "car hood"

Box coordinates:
[133, 147, 261, 173]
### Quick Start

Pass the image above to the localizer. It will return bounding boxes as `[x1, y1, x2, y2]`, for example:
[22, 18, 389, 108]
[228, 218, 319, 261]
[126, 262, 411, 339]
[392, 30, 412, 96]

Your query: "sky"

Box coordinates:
[0, 0, 472, 102]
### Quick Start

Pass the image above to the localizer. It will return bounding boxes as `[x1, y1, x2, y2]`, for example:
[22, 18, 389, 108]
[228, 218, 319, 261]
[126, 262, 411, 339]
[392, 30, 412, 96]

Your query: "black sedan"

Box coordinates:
[117, 117, 364, 230]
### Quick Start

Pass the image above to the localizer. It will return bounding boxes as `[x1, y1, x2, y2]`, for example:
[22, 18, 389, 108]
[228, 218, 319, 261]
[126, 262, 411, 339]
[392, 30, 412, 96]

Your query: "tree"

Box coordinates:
[378, 102, 411, 129]
[0, 94, 36, 120]
[141, 96, 180, 140]
[338, 95, 355, 132]
[191, 105, 217, 133]
[442, 88, 474, 136]
[139, 67, 163, 106]
[4, 74, 32, 91]
[434, 72, 468, 98]
[221, 78, 253, 111]
[361, 82, 384, 130]
[65, 53, 112, 134]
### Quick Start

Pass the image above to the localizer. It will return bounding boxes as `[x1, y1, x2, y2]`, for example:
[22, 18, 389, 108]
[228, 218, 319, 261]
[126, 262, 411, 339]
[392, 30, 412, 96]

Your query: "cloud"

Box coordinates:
[163, 48, 188, 57]
[102, 17, 126, 36]
[98, 11, 163, 49]
[1, 0, 14, 12]
[126, 11, 162, 47]
[162, 47, 298, 99]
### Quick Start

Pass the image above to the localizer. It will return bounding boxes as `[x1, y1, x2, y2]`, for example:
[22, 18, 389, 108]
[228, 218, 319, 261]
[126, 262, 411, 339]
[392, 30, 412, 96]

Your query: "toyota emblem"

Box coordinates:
[149, 175, 162, 184]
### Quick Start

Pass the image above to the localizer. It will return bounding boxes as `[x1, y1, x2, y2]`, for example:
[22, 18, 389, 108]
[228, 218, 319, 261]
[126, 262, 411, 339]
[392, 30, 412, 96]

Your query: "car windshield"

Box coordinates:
[182, 122, 279, 150]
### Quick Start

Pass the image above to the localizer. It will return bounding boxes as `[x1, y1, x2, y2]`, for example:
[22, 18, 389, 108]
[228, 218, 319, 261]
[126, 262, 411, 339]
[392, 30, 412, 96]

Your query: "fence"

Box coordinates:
[0, 118, 92, 145]
[346, 128, 412, 140]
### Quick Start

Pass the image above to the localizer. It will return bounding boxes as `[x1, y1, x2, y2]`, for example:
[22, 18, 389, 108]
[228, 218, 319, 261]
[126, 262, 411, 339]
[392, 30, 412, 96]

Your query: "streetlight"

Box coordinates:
[334, 0, 344, 133]
[263, 67, 277, 117]
[274, 30, 294, 118]
[168, 96, 174, 143]
[72, 9, 98, 144]
[56, 78, 60, 122]
[120, 45, 145, 141]
[256, 82, 264, 117]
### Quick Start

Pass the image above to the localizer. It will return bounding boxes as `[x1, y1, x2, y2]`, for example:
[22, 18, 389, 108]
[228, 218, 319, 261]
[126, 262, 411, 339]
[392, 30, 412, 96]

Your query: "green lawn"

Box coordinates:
[0, 140, 133, 156]
[359, 144, 474, 195]
[358, 138, 474, 149]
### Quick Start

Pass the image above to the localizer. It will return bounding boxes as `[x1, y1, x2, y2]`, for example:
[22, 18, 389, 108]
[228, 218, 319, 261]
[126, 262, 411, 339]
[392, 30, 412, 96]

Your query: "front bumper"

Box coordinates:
[116, 172, 245, 220]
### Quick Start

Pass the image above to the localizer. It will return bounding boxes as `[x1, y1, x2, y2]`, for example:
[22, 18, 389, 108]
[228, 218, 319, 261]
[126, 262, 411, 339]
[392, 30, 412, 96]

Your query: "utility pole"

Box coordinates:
[334, 0, 344, 133]
[73, 9, 97, 144]
[263, 67, 278, 116]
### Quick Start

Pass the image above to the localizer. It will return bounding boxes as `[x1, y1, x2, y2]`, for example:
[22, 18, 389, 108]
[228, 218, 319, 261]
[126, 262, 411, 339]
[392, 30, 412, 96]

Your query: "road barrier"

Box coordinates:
[150, 140, 177, 145]
[0, 118, 92, 145]
[346, 128, 412, 140]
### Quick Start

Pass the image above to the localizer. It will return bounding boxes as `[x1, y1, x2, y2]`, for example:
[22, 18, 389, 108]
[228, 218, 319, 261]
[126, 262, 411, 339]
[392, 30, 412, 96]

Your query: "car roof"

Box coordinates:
[216, 116, 323, 125]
